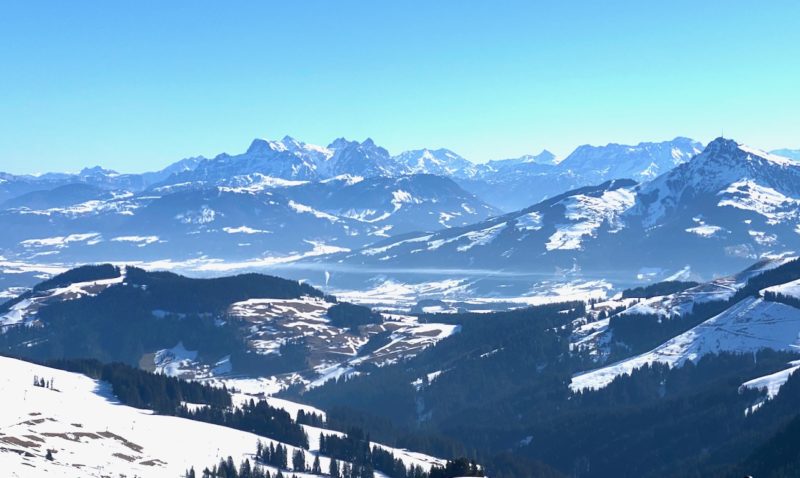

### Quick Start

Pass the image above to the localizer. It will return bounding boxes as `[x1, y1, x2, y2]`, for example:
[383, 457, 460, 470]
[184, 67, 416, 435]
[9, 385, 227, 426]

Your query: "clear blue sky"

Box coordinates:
[1, 1, 799, 174]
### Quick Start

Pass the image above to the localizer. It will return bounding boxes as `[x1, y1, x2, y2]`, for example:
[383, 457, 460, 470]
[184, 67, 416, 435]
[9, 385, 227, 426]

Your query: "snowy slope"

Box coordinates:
[0, 175, 497, 287]
[617, 256, 797, 319]
[741, 360, 800, 399]
[570, 298, 800, 391]
[570, 256, 798, 362]
[635, 138, 800, 228]
[0, 356, 324, 478]
[763, 278, 800, 300]
[0, 355, 449, 477]
[332, 179, 638, 272]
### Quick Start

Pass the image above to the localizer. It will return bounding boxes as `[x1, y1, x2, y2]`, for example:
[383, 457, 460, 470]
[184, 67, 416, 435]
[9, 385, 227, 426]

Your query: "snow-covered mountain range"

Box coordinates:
[3, 135, 798, 302]
[0, 134, 715, 294]
[329, 138, 800, 287]
[456, 137, 703, 211]
[0, 135, 703, 209]
[0, 173, 498, 282]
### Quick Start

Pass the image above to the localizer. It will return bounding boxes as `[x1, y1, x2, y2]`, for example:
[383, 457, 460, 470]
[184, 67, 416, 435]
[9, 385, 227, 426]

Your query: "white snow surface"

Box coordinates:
[717, 180, 800, 224]
[288, 200, 339, 222]
[118, 240, 350, 273]
[110, 235, 160, 245]
[546, 188, 635, 251]
[217, 174, 309, 193]
[619, 255, 797, 319]
[741, 360, 800, 399]
[685, 225, 723, 237]
[447, 223, 507, 252]
[21, 233, 102, 249]
[222, 225, 271, 234]
[763, 278, 800, 300]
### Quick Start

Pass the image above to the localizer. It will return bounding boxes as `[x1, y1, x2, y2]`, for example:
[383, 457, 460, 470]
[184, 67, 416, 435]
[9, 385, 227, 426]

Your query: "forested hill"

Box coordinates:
[0, 264, 326, 370]
[0, 264, 456, 391]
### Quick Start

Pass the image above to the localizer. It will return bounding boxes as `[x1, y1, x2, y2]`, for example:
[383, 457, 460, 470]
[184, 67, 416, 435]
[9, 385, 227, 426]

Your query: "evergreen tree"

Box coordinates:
[292, 449, 306, 472]
[312, 455, 322, 474]
[329, 458, 341, 478]
[276, 444, 288, 470]
[240, 459, 252, 478]
[226, 455, 238, 478]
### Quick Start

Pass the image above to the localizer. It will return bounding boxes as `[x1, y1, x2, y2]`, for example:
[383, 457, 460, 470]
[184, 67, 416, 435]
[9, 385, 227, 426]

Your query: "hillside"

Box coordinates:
[0, 354, 456, 478]
[286, 258, 800, 477]
[0, 265, 458, 391]
[0, 355, 301, 477]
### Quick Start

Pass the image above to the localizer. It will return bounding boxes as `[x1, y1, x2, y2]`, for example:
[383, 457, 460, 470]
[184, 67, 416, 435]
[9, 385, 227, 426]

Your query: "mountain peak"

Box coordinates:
[636, 136, 800, 228]
[698, 138, 794, 168]
[705, 136, 740, 154]
[328, 137, 355, 150]
[245, 138, 277, 154]
[533, 149, 556, 164]
[246, 136, 308, 155]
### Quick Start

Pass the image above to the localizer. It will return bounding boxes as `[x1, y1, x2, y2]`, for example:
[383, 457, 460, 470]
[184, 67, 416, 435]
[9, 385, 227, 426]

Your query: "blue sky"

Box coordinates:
[1, 1, 799, 174]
